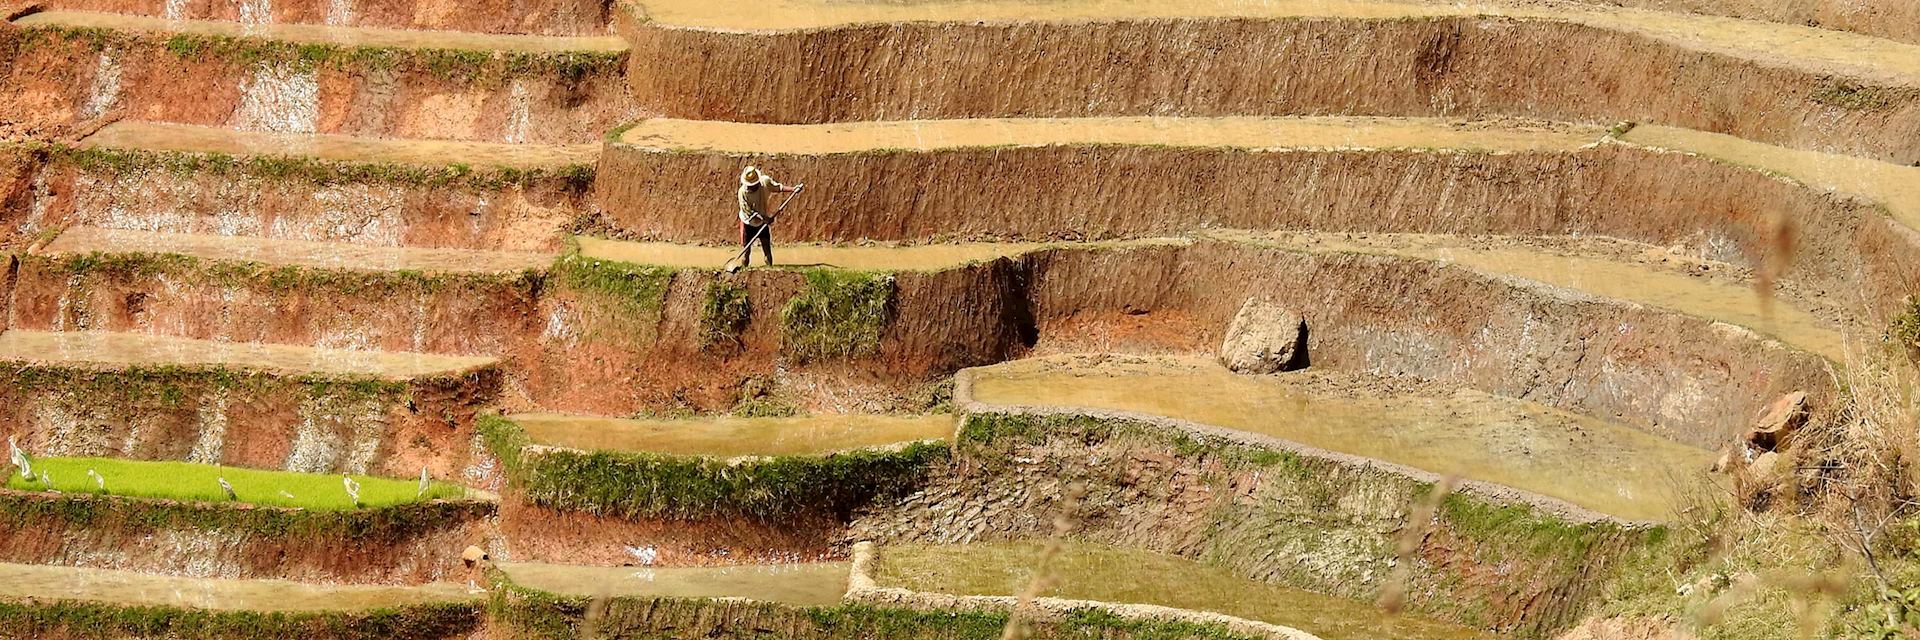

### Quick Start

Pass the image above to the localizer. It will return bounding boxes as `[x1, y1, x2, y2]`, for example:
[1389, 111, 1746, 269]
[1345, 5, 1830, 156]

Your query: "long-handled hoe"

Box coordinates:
[725, 185, 805, 273]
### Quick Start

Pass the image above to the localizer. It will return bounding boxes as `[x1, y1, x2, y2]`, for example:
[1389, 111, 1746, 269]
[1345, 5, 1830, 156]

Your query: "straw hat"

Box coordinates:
[740, 166, 762, 186]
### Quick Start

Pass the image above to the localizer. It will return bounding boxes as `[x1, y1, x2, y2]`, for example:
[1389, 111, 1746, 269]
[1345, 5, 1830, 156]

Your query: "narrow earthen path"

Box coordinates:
[44, 227, 555, 275]
[82, 121, 599, 169]
[496, 561, 850, 604]
[14, 10, 628, 53]
[0, 330, 496, 378]
[620, 116, 1605, 155]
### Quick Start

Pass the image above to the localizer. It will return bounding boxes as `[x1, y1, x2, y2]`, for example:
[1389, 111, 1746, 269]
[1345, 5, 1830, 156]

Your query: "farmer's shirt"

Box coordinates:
[737, 177, 787, 225]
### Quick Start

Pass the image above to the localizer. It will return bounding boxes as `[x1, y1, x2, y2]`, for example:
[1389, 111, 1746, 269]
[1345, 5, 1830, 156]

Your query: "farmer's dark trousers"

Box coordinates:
[740, 221, 773, 266]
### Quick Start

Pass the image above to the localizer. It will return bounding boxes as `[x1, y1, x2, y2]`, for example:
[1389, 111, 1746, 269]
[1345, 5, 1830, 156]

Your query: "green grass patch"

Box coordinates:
[0, 599, 480, 640]
[780, 270, 894, 362]
[1809, 80, 1913, 111]
[699, 279, 752, 350]
[550, 252, 676, 343]
[478, 414, 944, 520]
[26, 252, 544, 296]
[28, 142, 594, 191]
[5, 458, 464, 510]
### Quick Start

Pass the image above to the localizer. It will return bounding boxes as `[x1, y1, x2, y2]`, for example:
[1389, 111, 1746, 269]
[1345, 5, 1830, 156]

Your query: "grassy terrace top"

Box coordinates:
[83, 122, 600, 169]
[5, 457, 468, 509]
[13, 10, 627, 53]
[44, 227, 555, 275]
[968, 354, 1715, 522]
[0, 330, 496, 379]
[618, 116, 1606, 155]
[510, 412, 953, 457]
[876, 541, 1489, 640]
[0, 562, 474, 611]
[629, 0, 1920, 85]
[499, 561, 849, 604]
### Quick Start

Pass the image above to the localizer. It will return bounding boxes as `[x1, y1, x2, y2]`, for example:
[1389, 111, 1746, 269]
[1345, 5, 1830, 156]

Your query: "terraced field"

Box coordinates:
[2, 0, 1916, 638]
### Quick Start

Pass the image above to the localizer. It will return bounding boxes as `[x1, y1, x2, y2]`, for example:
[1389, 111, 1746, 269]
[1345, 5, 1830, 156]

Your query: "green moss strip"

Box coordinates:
[780, 270, 894, 362]
[478, 414, 946, 521]
[21, 142, 594, 191]
[698, 279, 751, 349]
[0, 599, 480, 640]
[17, 25, 624, 82]
[24, 252, 545, 296]
[0, 489, 489, 544]
[2, 363, 416, 405]
[487, 575, 1271, 640]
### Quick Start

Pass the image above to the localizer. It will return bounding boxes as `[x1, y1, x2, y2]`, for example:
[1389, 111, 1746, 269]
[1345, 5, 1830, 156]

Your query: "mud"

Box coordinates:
[0, 561, 475, 610]
[1621, 125, 1920, 230]
[511, 412, 953, 457]
[621, 116, 1604, 155]
[874, 540, 1491, 640]
[575, 235, 1168, 271]
[1550, 0, 1920, 45]
[622, 14, 1920, 163]
[970, 354, 1711, 522]
[599, 128, 1920, 322]
[497, 560, 848, 605]
[1231, 231, 1853, 361]
[496, 501, 851, 567]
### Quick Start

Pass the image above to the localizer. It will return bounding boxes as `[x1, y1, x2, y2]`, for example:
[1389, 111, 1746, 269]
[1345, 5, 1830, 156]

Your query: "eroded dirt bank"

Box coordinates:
[0, 25, 632, 144]
[0, 144, 588, 251]
[623, 16, 1920, 163]
[38, 0, 613, 35]
[0, 363, 501, 477]
[0, 490, 492, 584]
[600, 139, 1920, 320]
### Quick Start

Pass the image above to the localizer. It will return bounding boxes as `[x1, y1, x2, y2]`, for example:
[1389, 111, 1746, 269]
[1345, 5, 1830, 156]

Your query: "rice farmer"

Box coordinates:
[736, 166, 803, 267]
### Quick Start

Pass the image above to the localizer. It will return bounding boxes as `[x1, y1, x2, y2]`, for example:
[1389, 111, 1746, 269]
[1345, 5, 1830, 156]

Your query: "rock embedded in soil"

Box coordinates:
[1745, 391, 1808, 451]
[1219, 298, 1308, 374]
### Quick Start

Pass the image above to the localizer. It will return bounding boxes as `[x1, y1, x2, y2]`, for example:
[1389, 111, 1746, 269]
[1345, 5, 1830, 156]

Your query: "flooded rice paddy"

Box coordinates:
[13, 10, 627, 53]
[83, 122, 599, 169]
[511, 413, 952, 457]
[1232, 231, 1851, 361]
[45, 227, 555, 275]
[968, 355, 1714, 521]
[873, 541, 1491, 640]
[1623, 125, 1920, 231]
[510, 411, 952, 455]
[0, 562, 474, 611]
[0, 330, 496, 379]
[498, 561, 849, 605]
[620, 116, 1602, 155]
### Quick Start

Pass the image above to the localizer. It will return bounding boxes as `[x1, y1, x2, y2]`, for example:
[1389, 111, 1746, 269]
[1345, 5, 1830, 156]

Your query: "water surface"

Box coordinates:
[499, 561, 848, 605]
[512, 413, 953, 457]
[969, 355, 1713, 521]
[0, 562, 474, 611]
[874, 541, 1492, 640]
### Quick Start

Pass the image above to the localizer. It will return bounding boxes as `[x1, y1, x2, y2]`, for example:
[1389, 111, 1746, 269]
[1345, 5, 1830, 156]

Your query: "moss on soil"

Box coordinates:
[18, 24, 624, 83]
[23, 142, 594, 191]
[0, 598, 480, 640]
[478, 414, 945, 521]
[697, 279, 751, 350]
[24, 252, 544, 297]
[780, 269, 894, 362]
[0, 488, 489, 545]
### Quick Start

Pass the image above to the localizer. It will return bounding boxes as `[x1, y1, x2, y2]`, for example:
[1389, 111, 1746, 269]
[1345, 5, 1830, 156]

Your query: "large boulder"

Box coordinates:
[1745, 391, 1808, 451]
[1218, 298, 1308, 374]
